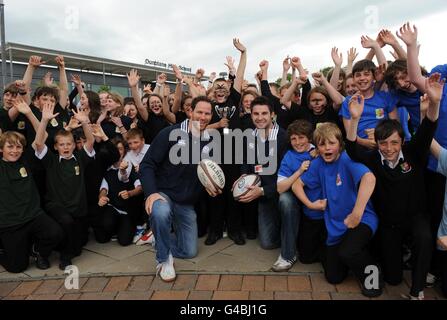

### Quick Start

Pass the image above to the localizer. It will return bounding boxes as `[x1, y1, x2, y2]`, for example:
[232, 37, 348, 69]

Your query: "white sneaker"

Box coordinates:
[401, 291, 425, 300]
[136, 229, 155, 246]
[156, 254, 176, 282]
[272, 255, 297, 272]
[133, 225, 147, 244]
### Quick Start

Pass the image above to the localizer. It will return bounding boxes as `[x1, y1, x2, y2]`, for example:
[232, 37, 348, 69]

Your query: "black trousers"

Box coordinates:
[425, 169, 447, 293]
[46, 205, 89, 260]
[323, 223, 378, 285]
[90, 205, 137, 247]
[241, 200, 258, 236]
[377, 215, 432, 296]
[0, 214, 63, 273]
[298, 215, 326, 264]
[207, 164, 242, 236]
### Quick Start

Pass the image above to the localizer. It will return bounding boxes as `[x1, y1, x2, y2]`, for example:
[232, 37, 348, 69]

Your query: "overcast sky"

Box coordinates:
[4, 0, 447, 82]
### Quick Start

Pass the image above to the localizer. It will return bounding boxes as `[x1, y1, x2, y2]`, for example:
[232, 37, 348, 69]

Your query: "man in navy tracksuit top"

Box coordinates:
[139, 97, 218, 282]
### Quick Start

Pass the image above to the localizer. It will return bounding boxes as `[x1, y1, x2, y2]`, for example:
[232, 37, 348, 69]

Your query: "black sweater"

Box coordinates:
[346, 117, 438, 226]
[139, 120, 211, 205]
[241, 124, 288, 200]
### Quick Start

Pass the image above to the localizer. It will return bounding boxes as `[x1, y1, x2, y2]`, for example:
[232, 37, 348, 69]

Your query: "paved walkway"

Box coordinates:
[0, 236, 445, 300]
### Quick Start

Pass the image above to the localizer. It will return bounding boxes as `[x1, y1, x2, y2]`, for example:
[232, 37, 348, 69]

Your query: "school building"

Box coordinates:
[0, 42, 198, 97]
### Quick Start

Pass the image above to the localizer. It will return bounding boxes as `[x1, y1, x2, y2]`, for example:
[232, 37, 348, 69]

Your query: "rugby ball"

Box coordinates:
[233, 174, 261, 200]
[197, 159, 225, 192]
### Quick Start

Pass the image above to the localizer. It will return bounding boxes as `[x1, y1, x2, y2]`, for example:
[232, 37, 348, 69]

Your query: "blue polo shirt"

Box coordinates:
[278, 148, 323, 220]
[397, 107, 412, 142]
[340, 91, 397, 139]
[300, 152, 378, 246]
[437, 148, 447, 251]
[390, 89, 423, 132]
[428, 84, 447, 172]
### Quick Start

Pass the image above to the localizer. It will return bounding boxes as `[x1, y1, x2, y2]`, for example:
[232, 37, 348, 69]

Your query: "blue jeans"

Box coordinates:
[258, 192, 301, 260]
[150, 193, 198, 263]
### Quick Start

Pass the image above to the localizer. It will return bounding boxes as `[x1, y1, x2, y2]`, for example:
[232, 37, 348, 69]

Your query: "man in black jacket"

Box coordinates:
[237, 96, 289, 255]
[139, 96, 219, 282]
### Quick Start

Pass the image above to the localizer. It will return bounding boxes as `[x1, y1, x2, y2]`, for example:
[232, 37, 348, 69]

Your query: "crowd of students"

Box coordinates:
[0, 22, 446, 300]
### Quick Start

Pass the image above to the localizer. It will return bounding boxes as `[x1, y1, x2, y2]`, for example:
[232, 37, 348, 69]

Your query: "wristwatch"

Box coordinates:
[260, 187, 265, 196]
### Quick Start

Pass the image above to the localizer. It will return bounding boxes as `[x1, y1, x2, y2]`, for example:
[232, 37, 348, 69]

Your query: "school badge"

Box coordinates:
[400, 162, 412, 174]
[50, 118, 59, 127]
[74, 166, 80, 176]
[17, 121, 25, 130]
[336, 173, 342, 187]
[19, 167, 28, 178]
[375, 108, 385, 120]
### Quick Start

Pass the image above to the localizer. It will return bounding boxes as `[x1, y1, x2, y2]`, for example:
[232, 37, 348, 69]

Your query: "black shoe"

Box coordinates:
[35, 255, 51, 270]
[229, 232, 246, 246]
[205, 232, 222, 246]
[59, 259, 73, 271]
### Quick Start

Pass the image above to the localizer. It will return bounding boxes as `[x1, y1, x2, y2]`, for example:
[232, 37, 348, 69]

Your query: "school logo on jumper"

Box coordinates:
[50, 118, 59, 127]
[17, 121, 25, 130]
[74, 166, 80, 176]
[19, 167, 28, 178]
[336, 174, 342, 187]
[375, 108, 385, 119]
[400, 162, 412, 174]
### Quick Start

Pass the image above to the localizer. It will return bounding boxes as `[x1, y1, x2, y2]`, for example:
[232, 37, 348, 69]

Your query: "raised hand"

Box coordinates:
[379, 29, 398, 46]
[55, 55, 65, 68]
[348, 94, 365, 119]
[347, 47, 358, 64]
[195, 69, 205, 81]
[12, 96, 32, 115]
[312, 72, 326, 85]
[396, 22, 418, 47]
[290, 57, 302, 69]
[65, 117, 82, 131]
[91, 124, 107, 140]
[70, 74, 82, 87]
[41, 103, 59, 121]
[259, 60, 269, 73]
[233, 38, 246, 53]
[172, 64, 183, 81]
[157, 73, 167, 85]
[361, 35, 379, 49]
[143, 84, 153, 94]
[225, 56, 236, 73]
[72, 108, 90, 124]
[283, 56, 291, 72]
[331, 47, 343, 66]
[29, 56, 46, 68]
[43, 72, 54, 87]
[127, 69, 141, 88]
[425, 72, 445, 104]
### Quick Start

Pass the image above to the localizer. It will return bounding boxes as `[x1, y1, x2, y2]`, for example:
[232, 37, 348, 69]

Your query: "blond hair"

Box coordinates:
[313, 123, 345, 151]
[0, 131, 27, 149]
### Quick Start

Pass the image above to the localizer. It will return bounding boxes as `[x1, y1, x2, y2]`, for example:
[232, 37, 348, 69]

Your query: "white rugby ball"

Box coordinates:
[233, 174, 261, 200]
[197, 159, 225, 192]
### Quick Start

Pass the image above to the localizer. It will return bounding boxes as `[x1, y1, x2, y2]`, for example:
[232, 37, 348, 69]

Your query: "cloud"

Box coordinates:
[4, 0, 447, 82]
